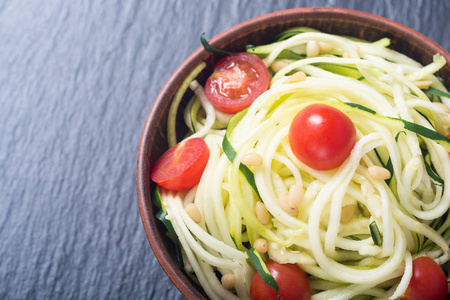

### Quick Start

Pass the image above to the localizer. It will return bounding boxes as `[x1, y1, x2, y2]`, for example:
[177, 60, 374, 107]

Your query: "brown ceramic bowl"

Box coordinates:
[137, 7, 450, 299]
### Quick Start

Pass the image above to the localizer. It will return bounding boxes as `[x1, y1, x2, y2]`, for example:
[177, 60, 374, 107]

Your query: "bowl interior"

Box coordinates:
[137, 7, 450, 300]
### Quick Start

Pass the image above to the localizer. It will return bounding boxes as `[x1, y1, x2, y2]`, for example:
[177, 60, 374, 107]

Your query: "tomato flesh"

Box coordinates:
[289, 104, 356, 170]
[400, 256, 447, 300]
[250, 260, 311, 300]
[150, 137, 209, 191]
[205, 52, 270, 114]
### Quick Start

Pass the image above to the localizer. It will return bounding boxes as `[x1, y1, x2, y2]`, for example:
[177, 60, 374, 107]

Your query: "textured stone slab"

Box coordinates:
[0, 0, 448, 299]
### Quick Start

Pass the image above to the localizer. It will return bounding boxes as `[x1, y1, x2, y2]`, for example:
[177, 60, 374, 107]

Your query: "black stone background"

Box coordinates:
[1, 0, 449, 299]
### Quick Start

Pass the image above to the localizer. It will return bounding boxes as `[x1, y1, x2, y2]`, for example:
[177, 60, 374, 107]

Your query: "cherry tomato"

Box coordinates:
[288, 104, 356, 170]
[150, 137, 209, 191]
[205, 52, 270, 114]
[250, 260, 310, 300]
[400, 256, 447, 300]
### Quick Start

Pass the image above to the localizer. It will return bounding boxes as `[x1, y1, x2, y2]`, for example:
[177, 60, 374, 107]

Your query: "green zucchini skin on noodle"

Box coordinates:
[246, 248, 279, 293]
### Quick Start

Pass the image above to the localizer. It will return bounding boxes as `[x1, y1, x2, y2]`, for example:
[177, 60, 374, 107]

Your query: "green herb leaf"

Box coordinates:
[424, 88, 450, 99]
[394, 118, 450, 145]
[394, 131, 406, 142]
[424, 153, 444, 186]
[384, 157, 393, 185]
[344, 102, 376, 114]
[373, 148, 393, 185]
[201, 33, 233, 56]
[369, 221, 382, 246]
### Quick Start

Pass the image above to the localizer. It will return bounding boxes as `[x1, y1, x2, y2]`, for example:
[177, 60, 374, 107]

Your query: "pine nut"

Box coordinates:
[288, 184, 304, 208]
[254, 238, 268, 253]
[271, 60, 290, 72]
[368, 166, 391, 180]
[353, 45, 361, 54]
[289, 208, 299, 218]
[414, 80, 433, 90]
[433, 102, 450, 114]
[221, 273, 236, 290]
[318, 41, 334, 51]
[241, 153, 263, 166]
[279, 195, 289, 210]
[185, 203, 201, 223]
[340, 205, 355, 224]
[343, 52, 350, 58]
[255, 201, 270, 225]
[279, 195, 299, 217]
[306, 40, 320, 58]
[285, 71, 306, 84]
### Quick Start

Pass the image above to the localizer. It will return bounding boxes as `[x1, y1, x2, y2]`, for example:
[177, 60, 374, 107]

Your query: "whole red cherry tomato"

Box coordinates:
[288, 104, 356, 170]
[151, 137, 209, 191]
[205, 52, 270, 114]
[400, 256, 447, 300]
[250, 260, 311, 300]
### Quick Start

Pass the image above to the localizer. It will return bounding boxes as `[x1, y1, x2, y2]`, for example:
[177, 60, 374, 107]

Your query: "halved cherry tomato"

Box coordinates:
[250, 260, 311, 300]
[205, 52, 270, 114]
[288, 104, 356, 170]
[150, 137, 209, 191]
[400, 256, 447, 300]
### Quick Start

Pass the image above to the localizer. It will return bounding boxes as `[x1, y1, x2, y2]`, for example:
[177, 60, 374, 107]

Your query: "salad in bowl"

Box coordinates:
[137, 8, 450, 300]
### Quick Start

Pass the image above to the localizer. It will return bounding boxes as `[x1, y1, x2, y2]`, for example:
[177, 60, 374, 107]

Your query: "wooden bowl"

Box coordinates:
[137, 7, 450, 299]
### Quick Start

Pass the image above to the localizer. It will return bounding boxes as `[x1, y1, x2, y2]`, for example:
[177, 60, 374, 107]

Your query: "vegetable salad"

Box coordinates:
[151, 27, 450, 300]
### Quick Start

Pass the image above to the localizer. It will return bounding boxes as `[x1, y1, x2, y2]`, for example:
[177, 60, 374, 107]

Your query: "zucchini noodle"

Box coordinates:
[157, 29, 450, 299]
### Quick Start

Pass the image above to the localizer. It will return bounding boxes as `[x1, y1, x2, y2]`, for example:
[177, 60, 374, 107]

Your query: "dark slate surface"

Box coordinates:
[1, 0, 449, 299]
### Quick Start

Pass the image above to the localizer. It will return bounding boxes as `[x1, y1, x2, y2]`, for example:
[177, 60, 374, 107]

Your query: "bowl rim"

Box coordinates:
[137, 7, 450, 300]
